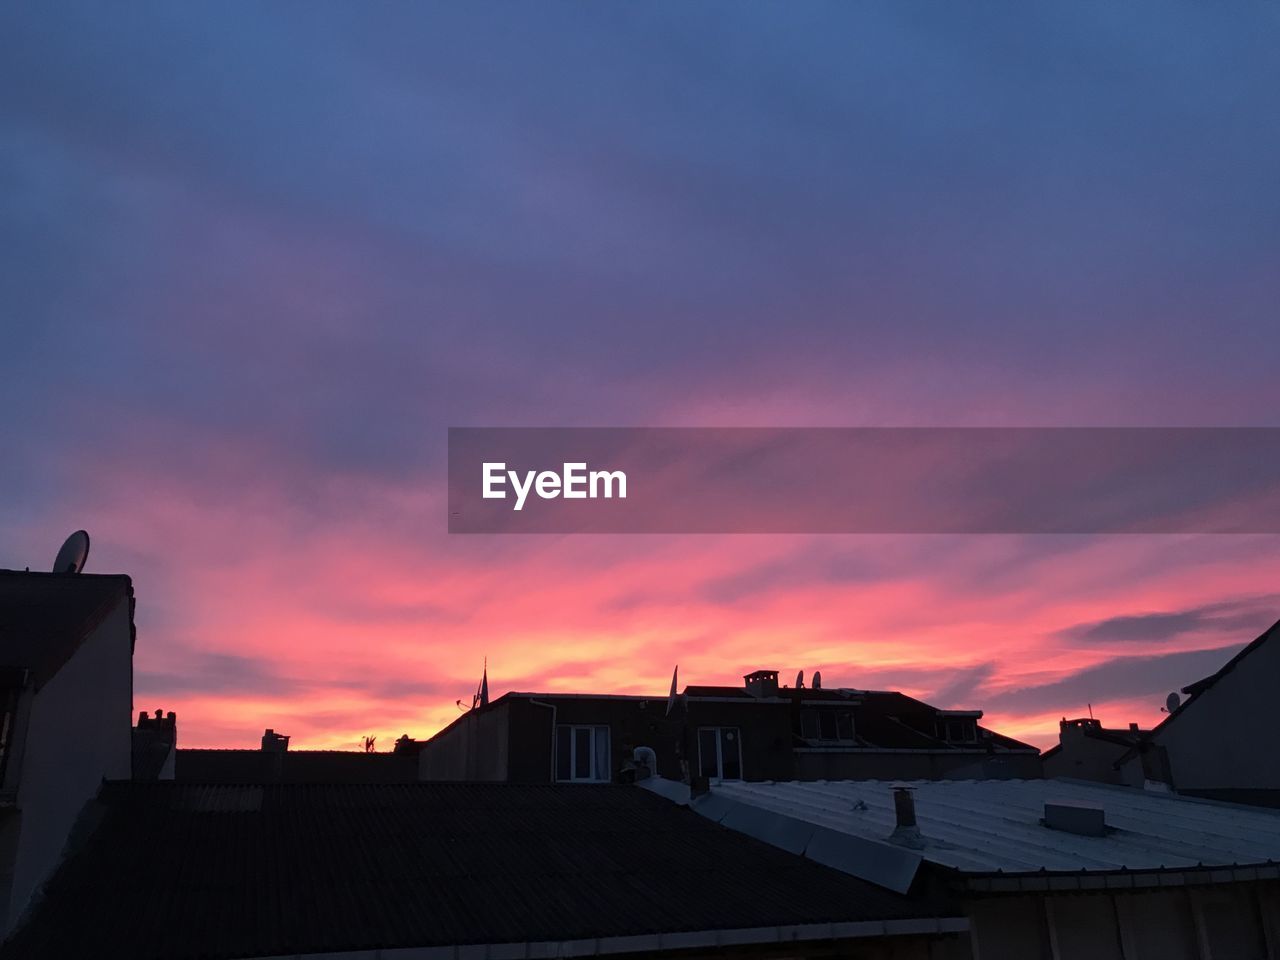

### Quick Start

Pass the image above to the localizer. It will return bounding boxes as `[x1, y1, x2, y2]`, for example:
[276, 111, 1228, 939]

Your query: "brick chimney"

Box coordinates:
[261, 728, 290, 752]
[132, 709, 177, 780]
[743, 670, 779, 698]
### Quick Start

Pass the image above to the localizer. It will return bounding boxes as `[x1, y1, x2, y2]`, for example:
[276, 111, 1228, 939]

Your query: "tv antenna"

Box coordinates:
[1163, 692, 1181, 714]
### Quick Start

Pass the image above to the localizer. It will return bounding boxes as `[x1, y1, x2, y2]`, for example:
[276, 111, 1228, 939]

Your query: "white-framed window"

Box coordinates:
[555, 724, 611, 782]
[697, 726, 742, 780]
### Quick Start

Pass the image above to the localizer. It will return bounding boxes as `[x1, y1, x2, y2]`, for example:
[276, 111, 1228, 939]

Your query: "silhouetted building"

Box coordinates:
[1114, 618, 1280, 806]
[0, 781, 966, 960]
[671, 776, 1280, 960]
[131, 709, 177, 780]
[1041, 717, 1149, 784]
[0, 570, 135, 932]
[417, 669, 1040, 784]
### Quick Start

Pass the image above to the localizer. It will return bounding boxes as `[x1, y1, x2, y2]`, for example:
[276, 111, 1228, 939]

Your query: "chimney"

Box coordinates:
[261, 728, 290, 753]
[743, 670, 779, 698]
[889, 786, 925, 848]
[132, 708, 177, 780]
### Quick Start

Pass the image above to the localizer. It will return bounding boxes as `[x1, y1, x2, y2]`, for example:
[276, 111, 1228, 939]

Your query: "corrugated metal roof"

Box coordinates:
[1, 782, 953, 960]
[711, 778, 1280, 874]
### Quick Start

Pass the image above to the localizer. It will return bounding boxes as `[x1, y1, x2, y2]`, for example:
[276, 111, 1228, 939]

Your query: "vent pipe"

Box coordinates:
[889, 786, 925, 848]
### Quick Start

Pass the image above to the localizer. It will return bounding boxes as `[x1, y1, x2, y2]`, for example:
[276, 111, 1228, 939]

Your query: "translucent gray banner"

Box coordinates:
[447, 428, 1280, 533]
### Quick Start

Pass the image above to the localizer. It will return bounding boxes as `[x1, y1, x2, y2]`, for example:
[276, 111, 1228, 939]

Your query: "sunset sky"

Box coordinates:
[3, 3, 1279, 749]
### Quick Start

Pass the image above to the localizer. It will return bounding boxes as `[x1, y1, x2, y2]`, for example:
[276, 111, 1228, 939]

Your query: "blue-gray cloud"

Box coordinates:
[1056, 596, 1280, 644]
[985, 646, 1243, 716]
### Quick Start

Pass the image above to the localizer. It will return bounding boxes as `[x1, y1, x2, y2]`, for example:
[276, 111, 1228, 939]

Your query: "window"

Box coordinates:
[799, 708, 855, 743]
[939, 718, 978, 743]
[555, 725, 610, 782]
[697, 727, 742, 780]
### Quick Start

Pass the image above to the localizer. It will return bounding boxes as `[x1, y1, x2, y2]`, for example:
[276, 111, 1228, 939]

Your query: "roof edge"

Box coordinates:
[242, 916, 969, 960]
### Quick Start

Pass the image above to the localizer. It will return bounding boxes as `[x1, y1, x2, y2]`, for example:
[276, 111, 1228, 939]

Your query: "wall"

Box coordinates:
[1152, 637, 1280, 793]
[1043, 738, 1130, 785]
[418, 701, 511, 781]
[685, 699, 794, 781]
[506, 697, 688, 783]
[6, 599, 132, 930]
[964, 881, 1280, 960]
[423, 695, 798, 785]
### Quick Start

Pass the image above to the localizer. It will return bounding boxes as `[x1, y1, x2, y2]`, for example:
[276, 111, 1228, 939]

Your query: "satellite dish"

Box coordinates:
[1165, 691, 1181, 714]
[813, 670, 822, 690]
[796, 670, 805, 689]
[52, 530, 90, 574]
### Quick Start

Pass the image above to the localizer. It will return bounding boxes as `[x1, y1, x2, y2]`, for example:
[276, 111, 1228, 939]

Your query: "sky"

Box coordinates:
[2, 2, 1279, 749]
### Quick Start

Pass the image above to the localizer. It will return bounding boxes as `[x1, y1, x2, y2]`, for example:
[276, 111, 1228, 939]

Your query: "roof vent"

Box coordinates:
[1043, 802, 1106, 836]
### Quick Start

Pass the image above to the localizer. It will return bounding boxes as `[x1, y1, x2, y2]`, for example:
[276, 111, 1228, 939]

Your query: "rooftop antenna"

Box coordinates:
[813, 670, 822, 690]
[795, 669, 805, 689]
[1163, 692, 1181, 714]
[52, 530, 90, 574]
[1087, 702, 1093, 719]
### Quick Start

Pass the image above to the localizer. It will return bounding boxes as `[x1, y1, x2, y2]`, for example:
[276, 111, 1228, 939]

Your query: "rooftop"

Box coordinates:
[175, 748, 420, 783]
[2, 781, 958, 960]
[433, 686, 1038, 753]
[706, 778, 1280, 878]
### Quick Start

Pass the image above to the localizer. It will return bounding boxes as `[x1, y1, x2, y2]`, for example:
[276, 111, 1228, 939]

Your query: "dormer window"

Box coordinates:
[935, 712, 981, 743]
[799, 708, 855, 743]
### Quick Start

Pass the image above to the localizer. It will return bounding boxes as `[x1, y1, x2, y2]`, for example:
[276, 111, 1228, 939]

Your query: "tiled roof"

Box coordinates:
[0, 570, 132, 688]
[709, 778, 1280, 875]
[175, 749, 419, 783]
[2, 782, 950, 960]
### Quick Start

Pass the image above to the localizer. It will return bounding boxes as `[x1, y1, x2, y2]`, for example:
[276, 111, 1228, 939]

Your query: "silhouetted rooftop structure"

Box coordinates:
[0, 570, 133, 687]
[1, 781, 961, 960]
[132, 709, 178, 781]
[681, 683, 1037, 752]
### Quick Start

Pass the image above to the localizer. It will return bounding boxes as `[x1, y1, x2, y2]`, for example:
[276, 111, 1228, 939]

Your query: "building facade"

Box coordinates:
[0, 570, 136, 932]
[1041, 717, 1148, 785]
[1114, 618, 1280, 806]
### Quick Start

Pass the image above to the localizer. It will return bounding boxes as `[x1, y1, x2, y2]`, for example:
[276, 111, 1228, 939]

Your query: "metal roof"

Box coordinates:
[710, 778, 1280, 875]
